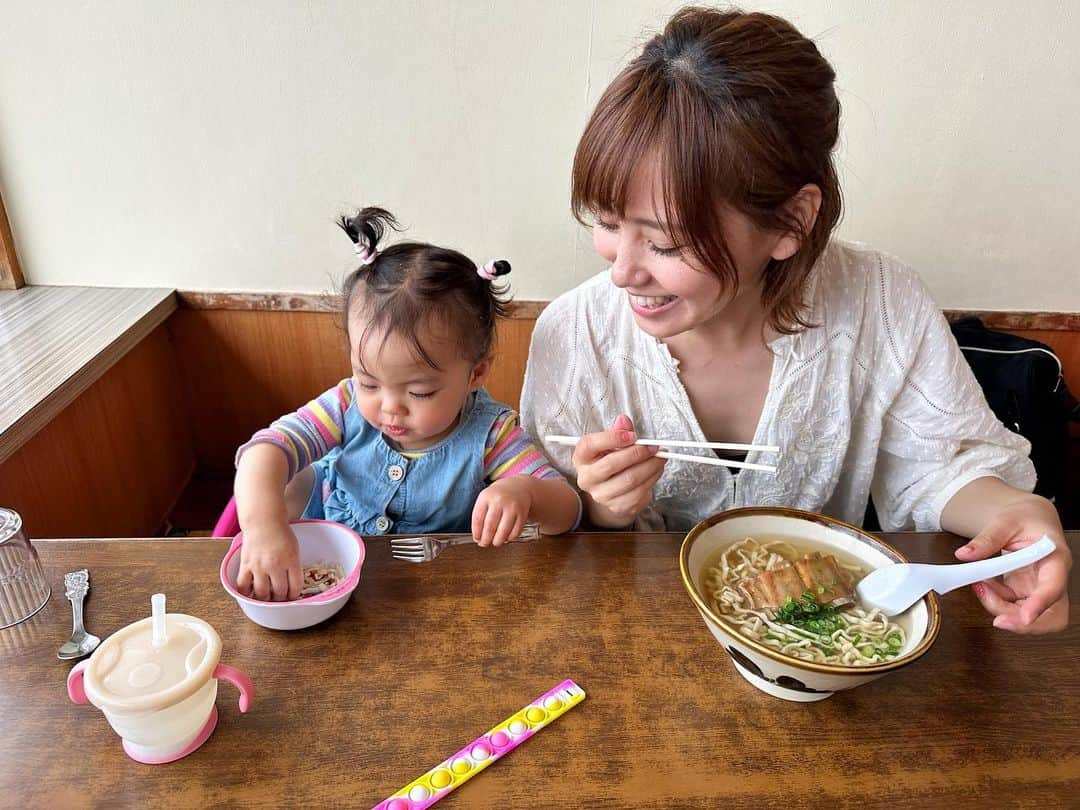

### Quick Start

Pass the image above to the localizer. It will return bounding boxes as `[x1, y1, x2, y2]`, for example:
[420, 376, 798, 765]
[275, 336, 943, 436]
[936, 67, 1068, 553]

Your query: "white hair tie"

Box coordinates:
[354, 242, 377, 266]
[477, 259, 511, 281]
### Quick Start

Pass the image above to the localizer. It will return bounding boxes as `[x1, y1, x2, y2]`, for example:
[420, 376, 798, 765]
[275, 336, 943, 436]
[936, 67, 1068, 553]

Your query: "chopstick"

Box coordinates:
[544, 435, 779, 474]
[653, 450, 777, 473]
[545, 435, 780, 453]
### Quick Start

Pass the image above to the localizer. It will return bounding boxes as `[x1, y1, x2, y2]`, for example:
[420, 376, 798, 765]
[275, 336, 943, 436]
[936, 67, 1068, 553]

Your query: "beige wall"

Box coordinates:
[1, 1, 1077, 308]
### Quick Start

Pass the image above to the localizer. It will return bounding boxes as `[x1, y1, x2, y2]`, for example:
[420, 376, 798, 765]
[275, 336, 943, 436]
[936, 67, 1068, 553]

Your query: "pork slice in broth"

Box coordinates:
[794, 553, 854, 607]
[737, 564, 806, 610]
[737, 552, 855, 610]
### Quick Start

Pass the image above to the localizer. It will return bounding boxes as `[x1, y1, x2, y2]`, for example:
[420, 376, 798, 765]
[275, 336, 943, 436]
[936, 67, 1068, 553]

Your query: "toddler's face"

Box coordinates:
[591, 156, 780, 341]
[347, 316, 486, 451]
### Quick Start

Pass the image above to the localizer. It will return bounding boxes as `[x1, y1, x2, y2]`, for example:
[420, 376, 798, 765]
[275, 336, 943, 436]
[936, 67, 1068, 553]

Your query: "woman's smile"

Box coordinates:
[628, 292, 680, 316]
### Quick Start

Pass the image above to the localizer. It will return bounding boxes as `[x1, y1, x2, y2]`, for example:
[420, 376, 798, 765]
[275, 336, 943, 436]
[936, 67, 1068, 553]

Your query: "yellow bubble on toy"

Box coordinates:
[430, 769, 452, 789]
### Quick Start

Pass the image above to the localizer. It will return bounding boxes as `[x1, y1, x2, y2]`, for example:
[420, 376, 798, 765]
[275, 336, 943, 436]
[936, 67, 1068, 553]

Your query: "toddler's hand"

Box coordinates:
[236, 520, 302, 602]
[472, 477, 533, 547]
[573, 414, 666, 528]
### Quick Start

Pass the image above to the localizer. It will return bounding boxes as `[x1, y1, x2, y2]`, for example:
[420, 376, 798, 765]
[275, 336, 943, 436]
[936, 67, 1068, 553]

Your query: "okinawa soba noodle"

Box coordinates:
[297, 562, 345, 598]
[704, 538, 906, 667]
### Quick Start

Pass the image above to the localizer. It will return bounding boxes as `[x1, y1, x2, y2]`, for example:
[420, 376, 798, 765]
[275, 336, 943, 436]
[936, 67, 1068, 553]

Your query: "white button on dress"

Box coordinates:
[375, 515, 391, 532]
[387, 464, 405, 482]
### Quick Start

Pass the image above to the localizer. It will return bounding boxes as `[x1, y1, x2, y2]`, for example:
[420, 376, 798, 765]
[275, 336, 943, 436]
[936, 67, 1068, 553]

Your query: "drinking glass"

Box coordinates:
[0, 508, 51, 629]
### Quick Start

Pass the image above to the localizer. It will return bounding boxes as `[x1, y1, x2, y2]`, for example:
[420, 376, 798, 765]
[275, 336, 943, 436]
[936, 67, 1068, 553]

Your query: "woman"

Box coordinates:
[521, 7, 1070, 633]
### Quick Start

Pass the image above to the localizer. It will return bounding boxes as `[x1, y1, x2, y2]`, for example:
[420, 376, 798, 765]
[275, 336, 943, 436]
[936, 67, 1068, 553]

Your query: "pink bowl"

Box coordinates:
[220, 520, 365, 630]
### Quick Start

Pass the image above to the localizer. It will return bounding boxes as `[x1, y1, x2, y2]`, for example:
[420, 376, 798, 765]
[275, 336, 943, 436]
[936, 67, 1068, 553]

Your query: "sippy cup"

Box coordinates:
[66, 594, 253, 764]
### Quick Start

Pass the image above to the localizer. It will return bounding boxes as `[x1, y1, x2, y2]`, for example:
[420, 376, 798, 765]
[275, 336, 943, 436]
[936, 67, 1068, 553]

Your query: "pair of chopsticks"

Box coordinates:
[545, 435, 779, 473]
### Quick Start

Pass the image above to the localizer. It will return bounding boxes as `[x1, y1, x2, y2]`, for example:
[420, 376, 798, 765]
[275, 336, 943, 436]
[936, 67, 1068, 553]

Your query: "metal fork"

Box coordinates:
[390, 522, 542, 563]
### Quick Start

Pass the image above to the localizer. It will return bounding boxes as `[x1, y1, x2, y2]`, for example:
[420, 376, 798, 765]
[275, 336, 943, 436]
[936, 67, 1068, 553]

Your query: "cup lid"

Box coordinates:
[83, 614, 222, 713]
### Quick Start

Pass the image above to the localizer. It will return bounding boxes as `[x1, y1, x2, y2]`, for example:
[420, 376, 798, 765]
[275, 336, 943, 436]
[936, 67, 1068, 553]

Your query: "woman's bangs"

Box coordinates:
[572, 79, 661, 225]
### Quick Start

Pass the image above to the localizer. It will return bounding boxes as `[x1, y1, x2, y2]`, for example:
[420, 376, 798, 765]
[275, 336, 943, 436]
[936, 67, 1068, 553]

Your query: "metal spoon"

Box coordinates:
[855, 535, 1058, 616]
[57, 570, 101, 660]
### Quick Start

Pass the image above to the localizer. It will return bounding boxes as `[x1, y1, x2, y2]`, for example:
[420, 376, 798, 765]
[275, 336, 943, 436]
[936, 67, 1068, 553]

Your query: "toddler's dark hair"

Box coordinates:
[338, 206, 511, 369]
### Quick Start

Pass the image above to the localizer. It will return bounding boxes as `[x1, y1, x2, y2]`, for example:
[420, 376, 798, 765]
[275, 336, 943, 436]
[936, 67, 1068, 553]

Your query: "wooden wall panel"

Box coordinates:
[0, 325, 195, 537]
[168, 310, 347, 474]
[168, 309, 537, 473]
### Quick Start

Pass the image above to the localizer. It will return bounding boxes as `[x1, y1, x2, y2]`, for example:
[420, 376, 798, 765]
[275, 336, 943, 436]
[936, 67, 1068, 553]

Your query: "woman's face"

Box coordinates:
[592, 158, 779, 341]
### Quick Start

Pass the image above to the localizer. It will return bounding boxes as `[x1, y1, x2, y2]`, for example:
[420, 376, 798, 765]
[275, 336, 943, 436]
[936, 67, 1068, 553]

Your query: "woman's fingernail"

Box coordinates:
[972, 583, 986, 598]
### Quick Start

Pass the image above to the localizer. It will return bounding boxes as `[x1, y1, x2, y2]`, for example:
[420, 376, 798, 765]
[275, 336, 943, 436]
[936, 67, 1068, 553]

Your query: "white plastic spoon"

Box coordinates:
[855, 535, 1058, 616]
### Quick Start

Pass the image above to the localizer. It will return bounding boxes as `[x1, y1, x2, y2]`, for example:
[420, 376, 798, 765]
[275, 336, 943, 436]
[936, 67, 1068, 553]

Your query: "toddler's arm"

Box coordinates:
[472, 413, 581, 546]
[232, 379, 353, 601]
[234, 443, 303, 601]
[235, 378, 354, 479]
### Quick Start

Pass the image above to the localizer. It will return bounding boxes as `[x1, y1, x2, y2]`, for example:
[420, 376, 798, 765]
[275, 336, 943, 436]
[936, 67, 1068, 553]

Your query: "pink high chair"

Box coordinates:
[213, 497, 240, 543]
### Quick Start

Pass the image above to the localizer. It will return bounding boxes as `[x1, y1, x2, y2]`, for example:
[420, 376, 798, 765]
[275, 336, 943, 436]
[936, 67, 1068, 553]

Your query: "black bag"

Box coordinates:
[950, 316, 1080, 501]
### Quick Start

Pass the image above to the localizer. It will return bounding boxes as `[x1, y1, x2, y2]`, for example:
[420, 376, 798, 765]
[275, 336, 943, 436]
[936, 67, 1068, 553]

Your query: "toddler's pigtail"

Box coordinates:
[337, 206, 402, 267]
[475, 259, 512, 338]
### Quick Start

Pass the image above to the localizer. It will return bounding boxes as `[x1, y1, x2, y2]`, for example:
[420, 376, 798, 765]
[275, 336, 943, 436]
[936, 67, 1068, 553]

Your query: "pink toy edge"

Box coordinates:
[220, 519, 365, 605]
[214, 663, 254, 712]
[67, 660, 89, 704]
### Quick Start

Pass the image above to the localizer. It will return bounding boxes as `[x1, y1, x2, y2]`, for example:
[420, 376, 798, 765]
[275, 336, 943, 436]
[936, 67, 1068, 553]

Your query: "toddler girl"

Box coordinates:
[235, 207, 580, 601]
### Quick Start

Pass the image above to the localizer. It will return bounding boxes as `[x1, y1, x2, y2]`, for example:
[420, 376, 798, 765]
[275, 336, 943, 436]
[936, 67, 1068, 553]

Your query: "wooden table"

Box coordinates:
[3, 533, 1077, 808]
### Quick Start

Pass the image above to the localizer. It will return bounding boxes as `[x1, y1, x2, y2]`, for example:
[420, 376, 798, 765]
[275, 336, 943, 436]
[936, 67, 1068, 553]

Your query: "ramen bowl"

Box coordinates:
[220, 520, 365, 630]
[680, 507, 940, 702]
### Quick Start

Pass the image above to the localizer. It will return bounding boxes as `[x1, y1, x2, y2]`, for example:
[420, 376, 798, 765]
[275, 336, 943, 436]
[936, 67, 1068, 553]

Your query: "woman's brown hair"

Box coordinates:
[572, 6, 842, 333]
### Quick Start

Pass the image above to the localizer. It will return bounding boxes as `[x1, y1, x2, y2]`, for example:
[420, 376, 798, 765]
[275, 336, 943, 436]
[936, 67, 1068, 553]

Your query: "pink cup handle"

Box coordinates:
[67, 660, 89, 704]
[213, 663, 254, 713]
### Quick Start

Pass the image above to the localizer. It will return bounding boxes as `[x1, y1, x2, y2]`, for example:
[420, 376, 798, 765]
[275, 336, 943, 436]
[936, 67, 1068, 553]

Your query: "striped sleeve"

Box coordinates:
[483, 411, 564, 481]
[235, 379, 354, 480]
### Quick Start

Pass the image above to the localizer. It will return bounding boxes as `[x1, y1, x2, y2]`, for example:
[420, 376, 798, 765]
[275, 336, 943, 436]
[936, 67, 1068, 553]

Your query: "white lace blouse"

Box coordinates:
[520, 240, 1035, 532]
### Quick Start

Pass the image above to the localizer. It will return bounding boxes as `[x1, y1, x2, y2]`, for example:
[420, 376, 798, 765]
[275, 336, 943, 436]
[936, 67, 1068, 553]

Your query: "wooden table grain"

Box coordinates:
[3, 532, 1077, 809]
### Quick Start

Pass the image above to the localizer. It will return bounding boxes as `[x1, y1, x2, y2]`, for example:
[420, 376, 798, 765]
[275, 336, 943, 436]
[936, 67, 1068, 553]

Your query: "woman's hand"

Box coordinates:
[572, 415, 667, 529]
[472, 477, 533, 547]
[236, 519, 302, 602]
[952, 491, 1071, 634]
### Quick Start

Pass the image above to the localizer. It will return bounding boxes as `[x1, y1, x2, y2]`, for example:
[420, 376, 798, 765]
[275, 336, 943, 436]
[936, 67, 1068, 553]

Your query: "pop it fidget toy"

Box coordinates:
[372, 679, 585, 809]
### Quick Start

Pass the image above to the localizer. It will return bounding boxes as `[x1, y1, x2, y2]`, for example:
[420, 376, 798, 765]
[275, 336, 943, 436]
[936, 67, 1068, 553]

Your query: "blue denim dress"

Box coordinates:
[302, 389, 510, 535]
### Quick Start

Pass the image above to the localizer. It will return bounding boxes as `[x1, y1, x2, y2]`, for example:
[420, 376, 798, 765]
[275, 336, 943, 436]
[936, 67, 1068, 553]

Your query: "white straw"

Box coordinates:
[545, 434, 781, 454]
[151, 593, 167, 648]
